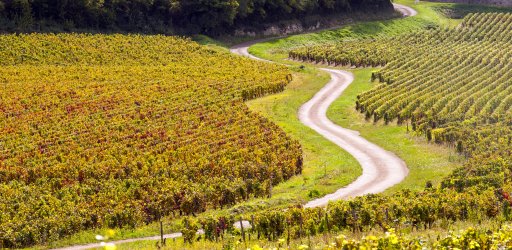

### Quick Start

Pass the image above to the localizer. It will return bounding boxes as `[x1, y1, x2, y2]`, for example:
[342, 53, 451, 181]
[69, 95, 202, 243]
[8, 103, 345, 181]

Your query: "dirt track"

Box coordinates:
[299, 69, 408, 207]
[52, 4, 415, 250]
[393, 3, 418, 17]
[232, 5, 416, 207]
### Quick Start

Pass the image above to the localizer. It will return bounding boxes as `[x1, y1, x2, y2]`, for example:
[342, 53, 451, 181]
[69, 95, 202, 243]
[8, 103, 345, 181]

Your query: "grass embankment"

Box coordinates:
[327, 69, 462, 193]
[246, 67, 361, 201]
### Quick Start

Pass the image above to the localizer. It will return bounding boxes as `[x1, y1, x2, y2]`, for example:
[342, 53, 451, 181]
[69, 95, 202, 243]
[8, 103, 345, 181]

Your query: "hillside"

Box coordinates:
[0, 34, 303, 248]
[2, 0, 512, 249]
[168, 11, 512, 249]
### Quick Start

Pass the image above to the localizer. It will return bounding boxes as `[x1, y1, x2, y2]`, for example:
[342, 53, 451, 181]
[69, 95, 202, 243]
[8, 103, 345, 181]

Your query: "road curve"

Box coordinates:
[230, 38, 273, 61]
[52, 4, 415, 250]
[230, 47, 409, 208]
[299, 69, 408, 208]
[393, 3, 418, 17]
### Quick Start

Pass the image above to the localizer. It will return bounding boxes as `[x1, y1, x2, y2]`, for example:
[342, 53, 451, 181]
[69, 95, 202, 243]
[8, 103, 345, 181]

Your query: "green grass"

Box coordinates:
[246, 66, 361, 201]
[191, 34, 229, 48]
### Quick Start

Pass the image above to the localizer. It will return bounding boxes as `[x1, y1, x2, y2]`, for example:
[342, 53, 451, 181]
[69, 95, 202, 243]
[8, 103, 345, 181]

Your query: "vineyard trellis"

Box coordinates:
[0, 34, 302, 248]
[289, 12, 512, 156]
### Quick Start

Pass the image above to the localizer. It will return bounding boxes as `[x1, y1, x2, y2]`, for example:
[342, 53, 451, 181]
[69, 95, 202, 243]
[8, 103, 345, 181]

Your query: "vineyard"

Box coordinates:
[2, 3, 512, 249]
[290, 12, 512, 157]
[0, 34, 303, 248]
[173, 12, 512, 248]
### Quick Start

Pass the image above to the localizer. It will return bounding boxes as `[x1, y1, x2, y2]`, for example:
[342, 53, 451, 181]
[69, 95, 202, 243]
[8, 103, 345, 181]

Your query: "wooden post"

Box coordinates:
[239, 217, 245, 242]
[287, 219, 291, 247]
[253, 215, 260, 240]
[325, 209, 330, 233]
[249, 215, 254, 241]
[160, 219, 165, 246]
[268, 176, 273, 198]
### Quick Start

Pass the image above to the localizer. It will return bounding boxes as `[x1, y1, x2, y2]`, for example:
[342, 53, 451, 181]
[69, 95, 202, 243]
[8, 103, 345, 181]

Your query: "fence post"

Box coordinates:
[299, 215, 303, 240]
[160, 219, 165, 246]
[287, 218, 291, 247]
[325, 208, 330, 233]
[239, 217, 245, 242]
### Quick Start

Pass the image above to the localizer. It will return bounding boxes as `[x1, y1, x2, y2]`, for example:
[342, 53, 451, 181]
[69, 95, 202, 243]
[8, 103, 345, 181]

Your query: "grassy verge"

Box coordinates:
[246, 67, 361, 201]
[326, 68, 462, 193]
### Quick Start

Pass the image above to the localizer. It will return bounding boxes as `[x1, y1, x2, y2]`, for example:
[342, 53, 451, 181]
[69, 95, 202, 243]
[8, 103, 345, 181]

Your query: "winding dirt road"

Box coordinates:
[299, 69, 407, 207]
[393, 3, 418, 17]
[232, 4, 416, 207]
[53, 4, 415, 250]
[229, 51, 409, 208]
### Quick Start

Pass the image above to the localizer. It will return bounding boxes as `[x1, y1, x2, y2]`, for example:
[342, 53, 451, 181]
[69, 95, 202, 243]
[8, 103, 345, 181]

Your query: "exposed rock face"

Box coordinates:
[427, 0, 512, 7]
[235, 21, 325, 37]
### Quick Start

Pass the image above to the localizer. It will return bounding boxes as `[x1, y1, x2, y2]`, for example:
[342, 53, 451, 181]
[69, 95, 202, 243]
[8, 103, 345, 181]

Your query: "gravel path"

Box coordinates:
[52, 4, 416, 250]
[299, 69, 408, 207]
[393, 3, 418, 17]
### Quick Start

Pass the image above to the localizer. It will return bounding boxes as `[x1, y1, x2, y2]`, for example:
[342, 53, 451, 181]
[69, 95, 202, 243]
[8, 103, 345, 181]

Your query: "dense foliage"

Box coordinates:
[0, 34, 303, 248]
[0, 0, 393, 34]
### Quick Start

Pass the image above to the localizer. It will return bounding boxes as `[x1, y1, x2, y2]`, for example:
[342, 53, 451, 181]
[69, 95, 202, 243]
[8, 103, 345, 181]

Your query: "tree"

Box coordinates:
[173, 0, 239, 33]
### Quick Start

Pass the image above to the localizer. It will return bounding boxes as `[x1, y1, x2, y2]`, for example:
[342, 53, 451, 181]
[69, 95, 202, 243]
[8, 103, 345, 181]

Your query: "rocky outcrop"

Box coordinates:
[233, 11, 397, 38]
[234, 20, 324, 37]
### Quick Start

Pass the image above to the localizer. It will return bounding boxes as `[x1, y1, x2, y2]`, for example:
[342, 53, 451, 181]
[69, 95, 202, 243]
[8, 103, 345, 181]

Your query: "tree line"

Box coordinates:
[0, 0, 393, 34]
